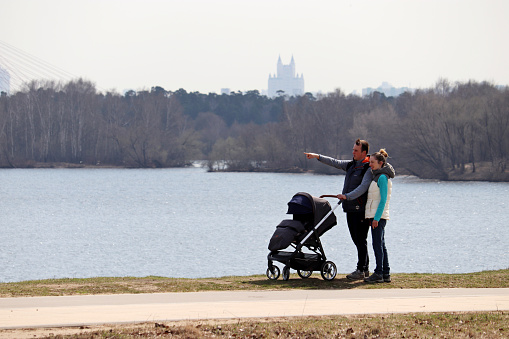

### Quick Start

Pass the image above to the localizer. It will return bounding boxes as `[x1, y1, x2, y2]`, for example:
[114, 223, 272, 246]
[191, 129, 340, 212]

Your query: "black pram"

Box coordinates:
[266, 192, 341, 281]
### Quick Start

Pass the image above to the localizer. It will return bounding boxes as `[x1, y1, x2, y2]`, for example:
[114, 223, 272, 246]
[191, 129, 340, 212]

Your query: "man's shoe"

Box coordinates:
[346, 269, 369, 281]
[364, 273, 384, 283]
[383, 274, 391, 283]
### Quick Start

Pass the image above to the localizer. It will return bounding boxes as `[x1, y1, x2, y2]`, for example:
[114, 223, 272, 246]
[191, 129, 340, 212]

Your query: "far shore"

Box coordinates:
[3, 161, 508, 182]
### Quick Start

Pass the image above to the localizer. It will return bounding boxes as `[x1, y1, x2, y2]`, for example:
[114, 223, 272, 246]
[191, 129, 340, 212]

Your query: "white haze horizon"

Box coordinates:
[1, 0, 508, 95]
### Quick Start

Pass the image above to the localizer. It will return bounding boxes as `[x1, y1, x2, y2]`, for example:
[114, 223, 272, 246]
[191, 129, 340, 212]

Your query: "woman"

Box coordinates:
[364, 149, 395, 283]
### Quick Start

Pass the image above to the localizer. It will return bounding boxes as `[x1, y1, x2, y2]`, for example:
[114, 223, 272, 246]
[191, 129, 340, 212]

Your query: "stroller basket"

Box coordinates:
[269, 251, 322, 271]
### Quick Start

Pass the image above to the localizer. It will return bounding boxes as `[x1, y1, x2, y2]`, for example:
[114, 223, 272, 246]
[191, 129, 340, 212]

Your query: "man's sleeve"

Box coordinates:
[344, 169, 373, 200]
[317, 155, 349, 171]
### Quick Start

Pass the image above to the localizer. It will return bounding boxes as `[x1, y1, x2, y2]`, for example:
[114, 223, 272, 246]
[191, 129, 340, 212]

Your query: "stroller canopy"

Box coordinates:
[288, 192, 337, 237]
[287, 194, 313, 214]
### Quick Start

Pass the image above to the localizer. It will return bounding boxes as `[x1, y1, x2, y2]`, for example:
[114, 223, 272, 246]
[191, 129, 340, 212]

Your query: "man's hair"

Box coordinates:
[355, 138, 369, 154]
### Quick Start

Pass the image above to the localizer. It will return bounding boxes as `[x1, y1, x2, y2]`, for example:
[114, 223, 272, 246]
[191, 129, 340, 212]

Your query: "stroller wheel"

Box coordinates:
[266, 266, 280, 280]
[282, 266, 290, 281]
[321, 261, 337, 281]
[297, 270, 312, 279]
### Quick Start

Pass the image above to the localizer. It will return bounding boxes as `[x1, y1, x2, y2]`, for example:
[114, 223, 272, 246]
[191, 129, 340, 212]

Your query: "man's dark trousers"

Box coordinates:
[346, 212, 370, 272]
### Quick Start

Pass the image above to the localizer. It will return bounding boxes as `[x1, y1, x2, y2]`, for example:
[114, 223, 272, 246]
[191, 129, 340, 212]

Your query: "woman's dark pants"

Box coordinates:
[371, 218, 390, 276]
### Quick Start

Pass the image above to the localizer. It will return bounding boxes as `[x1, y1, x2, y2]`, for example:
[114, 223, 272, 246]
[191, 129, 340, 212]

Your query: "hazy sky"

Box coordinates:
[1, 0, 508, 95]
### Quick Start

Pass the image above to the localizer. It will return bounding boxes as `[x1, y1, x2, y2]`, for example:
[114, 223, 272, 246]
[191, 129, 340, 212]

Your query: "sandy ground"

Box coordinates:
[0, 323, 117, 338]
[0, 320, 212, 338]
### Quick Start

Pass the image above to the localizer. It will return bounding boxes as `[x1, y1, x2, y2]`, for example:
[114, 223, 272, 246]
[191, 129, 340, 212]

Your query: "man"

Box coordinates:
[304, 139, 373, 280]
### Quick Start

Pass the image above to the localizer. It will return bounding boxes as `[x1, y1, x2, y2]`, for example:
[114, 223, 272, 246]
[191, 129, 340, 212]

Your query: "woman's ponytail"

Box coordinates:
[379, 148, 388, 158]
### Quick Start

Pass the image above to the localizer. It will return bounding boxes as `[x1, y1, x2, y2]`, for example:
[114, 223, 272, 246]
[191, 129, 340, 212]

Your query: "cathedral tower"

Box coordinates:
[268, 55, 304, 97]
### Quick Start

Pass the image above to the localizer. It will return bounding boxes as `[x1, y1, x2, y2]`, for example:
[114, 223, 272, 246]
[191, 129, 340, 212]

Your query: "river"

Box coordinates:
[0, 167, 508, 282]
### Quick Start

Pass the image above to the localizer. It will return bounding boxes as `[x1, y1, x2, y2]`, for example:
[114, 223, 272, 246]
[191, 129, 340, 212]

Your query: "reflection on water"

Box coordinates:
[0, 167, 508, 282]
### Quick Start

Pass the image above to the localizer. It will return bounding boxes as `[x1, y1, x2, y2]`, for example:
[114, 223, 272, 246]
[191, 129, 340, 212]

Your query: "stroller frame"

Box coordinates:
[267, 193, 342, 281]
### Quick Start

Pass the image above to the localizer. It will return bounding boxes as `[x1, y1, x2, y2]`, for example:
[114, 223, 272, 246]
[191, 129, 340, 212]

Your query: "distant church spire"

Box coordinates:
[268, 55, 304, 98]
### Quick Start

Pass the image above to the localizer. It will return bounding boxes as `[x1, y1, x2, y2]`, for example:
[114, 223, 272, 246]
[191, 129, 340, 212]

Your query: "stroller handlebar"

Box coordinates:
[319, 194, 340, 199]
[319, 195, 343, 205]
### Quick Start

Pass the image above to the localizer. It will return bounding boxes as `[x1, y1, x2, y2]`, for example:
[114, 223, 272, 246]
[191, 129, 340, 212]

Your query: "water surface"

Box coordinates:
[1, 167, 507, 282]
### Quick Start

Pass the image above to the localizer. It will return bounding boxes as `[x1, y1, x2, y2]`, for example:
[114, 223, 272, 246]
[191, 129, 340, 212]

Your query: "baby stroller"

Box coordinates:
[266, 192, 341, 281]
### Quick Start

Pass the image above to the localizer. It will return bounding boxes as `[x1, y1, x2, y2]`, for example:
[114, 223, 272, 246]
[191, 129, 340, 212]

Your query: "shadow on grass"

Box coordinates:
[242, 275, 378, 290]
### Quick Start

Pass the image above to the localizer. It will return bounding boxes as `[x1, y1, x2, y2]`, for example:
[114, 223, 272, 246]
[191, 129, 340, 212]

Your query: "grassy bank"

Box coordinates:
[1, 269, 507, 297]
[1, 270, 507, 338]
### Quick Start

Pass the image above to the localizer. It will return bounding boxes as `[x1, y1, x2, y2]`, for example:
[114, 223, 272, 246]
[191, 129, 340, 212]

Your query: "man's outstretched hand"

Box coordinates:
[304, 152, 319, 159]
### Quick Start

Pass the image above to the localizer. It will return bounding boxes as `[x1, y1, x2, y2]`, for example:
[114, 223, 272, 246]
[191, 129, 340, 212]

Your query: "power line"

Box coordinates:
[0, 40, 78, 94]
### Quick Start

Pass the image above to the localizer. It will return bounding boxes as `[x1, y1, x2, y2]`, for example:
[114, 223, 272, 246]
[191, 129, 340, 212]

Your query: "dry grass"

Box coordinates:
[1, 269, 508, 297]
[15, 312, 506, 338]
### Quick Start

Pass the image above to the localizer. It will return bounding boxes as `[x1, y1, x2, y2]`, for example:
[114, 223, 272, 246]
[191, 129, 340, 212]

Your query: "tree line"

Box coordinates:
[0, 78, 507, 181]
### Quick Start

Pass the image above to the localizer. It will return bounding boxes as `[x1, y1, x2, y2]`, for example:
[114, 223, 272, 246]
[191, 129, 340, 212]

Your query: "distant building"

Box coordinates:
[0, 66, 10, 94]
[362, 82, 412, 97]
[268, 56, 304, 97]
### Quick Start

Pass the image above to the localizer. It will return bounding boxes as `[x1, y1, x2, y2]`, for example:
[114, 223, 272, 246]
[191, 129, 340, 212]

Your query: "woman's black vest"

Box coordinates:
[342, 160, 370, 213]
